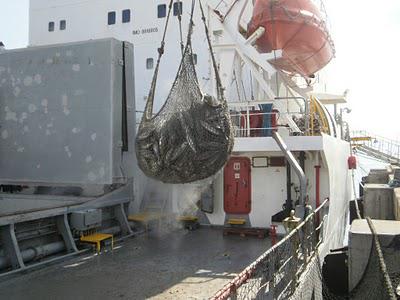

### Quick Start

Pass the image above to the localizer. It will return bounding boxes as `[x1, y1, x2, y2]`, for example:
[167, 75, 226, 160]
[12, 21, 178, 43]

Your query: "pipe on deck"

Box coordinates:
[0, 241, 65, 270]
[0, 225, 123, 270]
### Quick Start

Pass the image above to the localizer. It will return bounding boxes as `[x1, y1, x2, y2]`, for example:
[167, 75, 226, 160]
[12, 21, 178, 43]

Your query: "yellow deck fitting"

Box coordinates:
[128, 212, 168, 231]
[351, 136, 372, 142]
[128, 212, 164, 222]
[177, 216, 198, 222]
[228, 218, 246, 225]
[80, 233, 113, 253]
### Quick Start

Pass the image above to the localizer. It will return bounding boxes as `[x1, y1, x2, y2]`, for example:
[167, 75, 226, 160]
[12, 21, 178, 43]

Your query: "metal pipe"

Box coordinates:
[17, 229, 57, 241]
[0, 241, 65, 269]
[272, 131, 307, 205]
[245, 27, 265, 45]
[0, 224, 129, 270]
[304, 98, 310, 134]
[299, 151, 306, 172]
[315, 165, 321, 224]
[286, 162, 292, 212]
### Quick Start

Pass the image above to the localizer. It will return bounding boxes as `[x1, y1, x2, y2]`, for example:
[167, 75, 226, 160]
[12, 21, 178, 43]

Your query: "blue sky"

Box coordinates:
[1, 1, 400, 139]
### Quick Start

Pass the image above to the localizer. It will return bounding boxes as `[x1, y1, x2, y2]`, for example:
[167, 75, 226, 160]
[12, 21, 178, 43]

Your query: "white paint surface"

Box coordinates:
[1, 130, 8, 139]
[88, 171, 96, 181]
[23, 76, 32, 86]
[72, 64, 80, 72]
[28, 103, 37, 113]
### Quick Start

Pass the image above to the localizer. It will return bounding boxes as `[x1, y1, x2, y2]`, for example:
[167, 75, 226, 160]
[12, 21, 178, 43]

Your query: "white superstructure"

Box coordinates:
[29, 0, 352, 254]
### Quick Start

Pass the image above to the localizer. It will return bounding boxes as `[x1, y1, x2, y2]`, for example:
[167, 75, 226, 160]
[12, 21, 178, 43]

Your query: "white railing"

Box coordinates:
[351, 130, 400, 163]
[228, 98, 308, 138]
[136, 97, 312, 139]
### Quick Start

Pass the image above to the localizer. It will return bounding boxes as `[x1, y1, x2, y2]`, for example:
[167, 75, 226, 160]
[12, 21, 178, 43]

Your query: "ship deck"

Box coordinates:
[0, 227, 270, 300]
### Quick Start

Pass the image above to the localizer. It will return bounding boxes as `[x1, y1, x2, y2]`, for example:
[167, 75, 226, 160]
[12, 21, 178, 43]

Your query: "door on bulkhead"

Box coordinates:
[223, 157, 251, 214]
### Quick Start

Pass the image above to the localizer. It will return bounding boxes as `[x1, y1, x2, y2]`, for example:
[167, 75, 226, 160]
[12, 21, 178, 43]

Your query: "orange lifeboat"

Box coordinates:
[247, 0, 335, 77]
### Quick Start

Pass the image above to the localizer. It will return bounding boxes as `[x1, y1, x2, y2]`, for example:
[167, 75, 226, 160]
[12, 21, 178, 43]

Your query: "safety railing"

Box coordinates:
[137, 97, 329, 139]
[229, 110, 303, 137]
[228, 98, 309, 138]
[351, 130, 400, 163]
[212, 199, 329, 300]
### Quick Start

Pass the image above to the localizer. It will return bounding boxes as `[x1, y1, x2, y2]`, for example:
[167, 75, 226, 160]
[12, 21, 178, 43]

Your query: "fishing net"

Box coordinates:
[135, 0, 233, 184]
[212, 202, 400, 300]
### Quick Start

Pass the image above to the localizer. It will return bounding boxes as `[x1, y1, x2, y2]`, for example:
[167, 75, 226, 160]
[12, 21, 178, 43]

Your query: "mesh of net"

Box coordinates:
[348, 243, 399, 300]
[213, 205, 323, 300]
[213, 202, 400, 300]
[347, 218, 400, 300]
[135, 0, 233, 184]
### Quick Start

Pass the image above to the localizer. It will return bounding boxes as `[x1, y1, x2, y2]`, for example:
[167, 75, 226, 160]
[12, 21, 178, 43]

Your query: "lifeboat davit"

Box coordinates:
[247, 0, 335, 77]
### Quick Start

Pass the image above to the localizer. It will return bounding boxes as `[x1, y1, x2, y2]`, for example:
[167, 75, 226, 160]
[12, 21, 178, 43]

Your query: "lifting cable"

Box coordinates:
[145, 0, 175, 119]
[177, 0, 184, 55]
[199, 0, 224, 99]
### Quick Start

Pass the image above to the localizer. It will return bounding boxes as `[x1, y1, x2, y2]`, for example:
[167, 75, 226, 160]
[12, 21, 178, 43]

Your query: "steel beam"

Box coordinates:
[114, 204, 133, 235]
[56, 214, 78, 253]
[0, 224, 25, 269]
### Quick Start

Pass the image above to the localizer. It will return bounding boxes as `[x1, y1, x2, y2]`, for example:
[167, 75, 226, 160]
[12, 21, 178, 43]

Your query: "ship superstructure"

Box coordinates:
[0, 0, 353, 299]
[29, 0, 351, 233]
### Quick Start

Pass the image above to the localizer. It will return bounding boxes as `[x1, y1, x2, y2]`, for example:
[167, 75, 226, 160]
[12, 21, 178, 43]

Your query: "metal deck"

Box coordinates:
[0, 227, 270, 300]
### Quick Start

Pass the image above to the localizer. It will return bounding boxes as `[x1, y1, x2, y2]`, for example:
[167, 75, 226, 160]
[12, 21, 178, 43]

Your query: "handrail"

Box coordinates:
[212, 199, 329, 300]
[229, 97, 308, 137]
[227, 97, 306, 108]
[351, 130, 400, 163]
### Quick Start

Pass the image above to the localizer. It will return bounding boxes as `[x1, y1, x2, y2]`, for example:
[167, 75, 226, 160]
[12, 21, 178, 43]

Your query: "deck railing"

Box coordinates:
[228, 98, 308, 138]
[351, 130, 400, 164]
[136, 97, 326, 139]
[212, 199, 329, 300]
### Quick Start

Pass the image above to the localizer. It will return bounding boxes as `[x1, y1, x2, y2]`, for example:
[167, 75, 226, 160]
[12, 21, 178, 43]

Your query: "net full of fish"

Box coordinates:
[135, 25, 234, 184]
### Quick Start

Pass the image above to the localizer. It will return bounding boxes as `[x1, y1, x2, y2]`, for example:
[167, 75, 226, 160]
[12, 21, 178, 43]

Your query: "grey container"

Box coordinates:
[70, 209, 102, 231]
[0, 38, 136, 185]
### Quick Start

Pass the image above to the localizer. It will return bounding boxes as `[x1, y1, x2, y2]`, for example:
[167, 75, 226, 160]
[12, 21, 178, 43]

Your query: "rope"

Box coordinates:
[177, 0, 184, 55]
[351, 138, 398, 298]
[269, 0, 280, 96]
[144, 0, 174, 120]
[233, 70, 242, 102]
[199, 0, 224, 100]
[147, 0, 225, 118]
[366, 217, 397, 300]
[351, 168, 362, 219]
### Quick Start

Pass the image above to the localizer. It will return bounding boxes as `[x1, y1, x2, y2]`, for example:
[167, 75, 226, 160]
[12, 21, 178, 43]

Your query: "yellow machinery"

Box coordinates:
[308, 96, 330, 136]
[80, 233, 114, 253]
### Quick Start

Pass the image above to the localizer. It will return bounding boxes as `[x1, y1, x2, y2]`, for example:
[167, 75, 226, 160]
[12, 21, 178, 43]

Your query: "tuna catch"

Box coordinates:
[135, 0, 233, 183]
